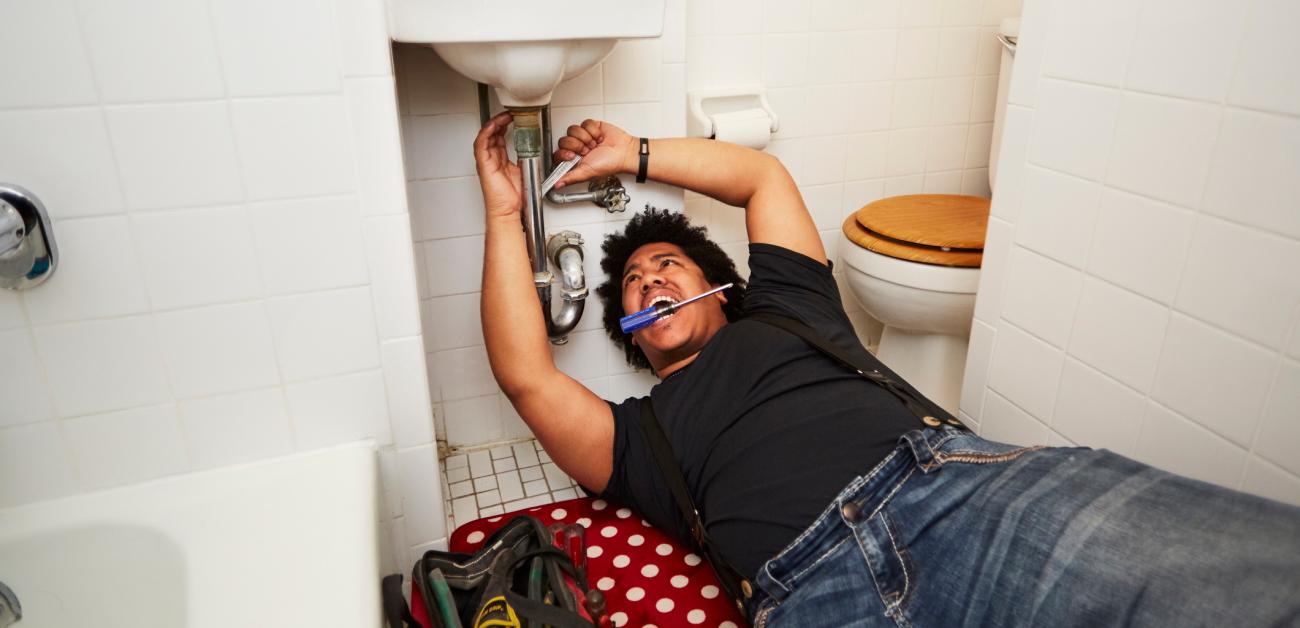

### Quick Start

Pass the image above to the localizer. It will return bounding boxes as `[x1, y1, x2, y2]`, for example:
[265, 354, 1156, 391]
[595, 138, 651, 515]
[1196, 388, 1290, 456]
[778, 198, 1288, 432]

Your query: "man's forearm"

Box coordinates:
[481, 212, 554, 396]
[614, 137, 792, 208]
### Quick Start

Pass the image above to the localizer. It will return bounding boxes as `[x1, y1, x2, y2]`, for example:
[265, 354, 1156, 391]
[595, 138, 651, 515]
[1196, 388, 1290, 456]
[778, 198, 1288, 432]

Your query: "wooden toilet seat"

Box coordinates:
[841, 194, 990, 268]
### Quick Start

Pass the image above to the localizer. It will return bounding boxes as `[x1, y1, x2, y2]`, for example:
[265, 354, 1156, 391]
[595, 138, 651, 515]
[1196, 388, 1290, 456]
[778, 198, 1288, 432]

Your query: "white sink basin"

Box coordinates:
[387, 0, 664, 107]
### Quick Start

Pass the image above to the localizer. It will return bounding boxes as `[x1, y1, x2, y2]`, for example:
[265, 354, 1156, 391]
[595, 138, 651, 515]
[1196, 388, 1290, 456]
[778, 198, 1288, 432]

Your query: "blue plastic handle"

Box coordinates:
[619, 305, 664, 334]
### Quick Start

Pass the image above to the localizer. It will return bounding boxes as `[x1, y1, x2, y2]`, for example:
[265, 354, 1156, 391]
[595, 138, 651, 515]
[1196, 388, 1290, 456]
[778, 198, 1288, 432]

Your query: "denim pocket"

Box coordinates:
[918, 435, 1045, 472]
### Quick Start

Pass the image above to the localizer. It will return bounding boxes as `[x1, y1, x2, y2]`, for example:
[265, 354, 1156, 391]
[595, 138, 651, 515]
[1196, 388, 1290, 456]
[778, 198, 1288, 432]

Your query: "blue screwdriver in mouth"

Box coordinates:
[620, 283, 734, 334]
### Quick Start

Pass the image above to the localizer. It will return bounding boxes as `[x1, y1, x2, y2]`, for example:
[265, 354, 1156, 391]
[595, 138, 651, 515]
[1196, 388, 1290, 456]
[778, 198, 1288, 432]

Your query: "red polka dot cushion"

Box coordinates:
[450, 497, 748, 628]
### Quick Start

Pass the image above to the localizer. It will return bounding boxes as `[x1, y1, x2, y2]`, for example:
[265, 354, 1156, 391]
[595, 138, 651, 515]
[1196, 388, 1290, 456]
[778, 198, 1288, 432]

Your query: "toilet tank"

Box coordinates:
[988, 17, 1021, 191]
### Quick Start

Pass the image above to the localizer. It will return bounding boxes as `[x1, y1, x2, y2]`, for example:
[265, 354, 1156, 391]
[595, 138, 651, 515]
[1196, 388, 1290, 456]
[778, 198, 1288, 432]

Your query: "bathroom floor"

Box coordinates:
[440, 439, 582, 534]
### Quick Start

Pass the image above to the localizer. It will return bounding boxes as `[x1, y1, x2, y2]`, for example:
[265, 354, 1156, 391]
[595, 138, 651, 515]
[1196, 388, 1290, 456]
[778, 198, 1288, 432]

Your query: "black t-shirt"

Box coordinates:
[601, 243, 927, 579]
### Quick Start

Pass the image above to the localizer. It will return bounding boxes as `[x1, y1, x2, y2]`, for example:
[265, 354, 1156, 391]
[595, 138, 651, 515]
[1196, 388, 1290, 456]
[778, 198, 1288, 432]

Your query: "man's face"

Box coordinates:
[620, 242, 729, 372]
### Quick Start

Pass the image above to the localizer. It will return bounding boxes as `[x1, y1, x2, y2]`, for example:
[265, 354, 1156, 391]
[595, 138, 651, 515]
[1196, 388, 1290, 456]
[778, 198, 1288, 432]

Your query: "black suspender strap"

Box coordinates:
[635, 397, 754, 612]
[746, 312, 962, 429]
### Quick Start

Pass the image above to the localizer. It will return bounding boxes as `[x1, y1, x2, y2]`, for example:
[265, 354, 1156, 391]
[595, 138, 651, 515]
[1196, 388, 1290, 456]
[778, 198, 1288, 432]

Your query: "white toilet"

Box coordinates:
[839, 18, 1018, 415]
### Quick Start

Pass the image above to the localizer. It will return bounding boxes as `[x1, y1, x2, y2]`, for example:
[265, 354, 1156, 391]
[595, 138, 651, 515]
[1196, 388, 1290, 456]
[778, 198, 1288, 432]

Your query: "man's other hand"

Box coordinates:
[552, 119, 636, 189]
[474, 112, 524, 218]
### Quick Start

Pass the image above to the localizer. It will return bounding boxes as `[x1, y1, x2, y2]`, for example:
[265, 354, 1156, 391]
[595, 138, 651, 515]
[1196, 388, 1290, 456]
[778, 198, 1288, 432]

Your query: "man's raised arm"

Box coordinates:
[475, 112, 614, 493]
[554, 120, 826, 265]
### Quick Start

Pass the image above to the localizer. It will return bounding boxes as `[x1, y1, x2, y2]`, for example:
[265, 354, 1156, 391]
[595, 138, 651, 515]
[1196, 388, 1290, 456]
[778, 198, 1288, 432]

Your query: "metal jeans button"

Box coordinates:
[841, 502, 861, 523]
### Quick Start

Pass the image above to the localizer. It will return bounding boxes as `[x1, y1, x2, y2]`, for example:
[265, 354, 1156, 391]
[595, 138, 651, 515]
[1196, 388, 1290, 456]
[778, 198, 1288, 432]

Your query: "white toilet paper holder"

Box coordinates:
[687, 87, 780, 140]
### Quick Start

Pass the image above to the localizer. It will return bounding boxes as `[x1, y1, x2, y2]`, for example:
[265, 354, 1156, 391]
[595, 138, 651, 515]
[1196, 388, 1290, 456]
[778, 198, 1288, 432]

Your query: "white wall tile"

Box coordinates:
[1040, 0, 1139, 87]
[424, 293, 484, 352]
[156, 302, 280, 398]
[1004, 0, 1046, 107]
[926, 124, 968, 171]
[1000, 246, 1082, 348]
[972, 217, 1013, 323]
[708, 35, 763, 86]
[23, 216, 150, 323]
[396, 46, 478, 115]
[0, 330, 53, 427]
[603, 39, 663, 104]
[1229, 0, 1300, 116]
[802, 184, 843, 231]
[1176, 217, 1300, 349]
[251, 195, 369, 295]
[902, 0, 941, 27]
[1240, 458, 1300, 507]
[63, 404, 188, 490]
[382, 338, 435, 448]
[35, 316, 170, 417]
[1087, 189, 1194, 304]
[895, 29, 939, 79]
[964, 123, 993, 169]
[443, 394, 502, 446]
[940, 0, 980, 26]
[936, 28, 979, 77]
[971, 77, 997, 123]
[989, 105, 1032, 221]
[803, 84, 850, 137]
[923, 170, 963, 193]
[844, 133, 888, 181]
[803, 136, 847, 185]
[1124, 0, 1246, 103]
[0, 0, 97, 108]
[1028, 79, 1120, 181]
[106, 103, 243, 211]
[334, 0, 391, 78]
[133, 206, 262, 310]
[986, 322, 1063, 421]
[932, 78, 974, 125]
[604, 102, 663, 138]
[1051, 358, 1143, 455]
[179, 388, 293, 470]
[763, 0, 811, 33]
[550, 329, 612, 382]
[423, 236, 485, 297]
[974, 26, 1003, 76]
[762, 34, 810, 87]
[1151, 315, 1275, 447]
[286, 370, 392, 448]
[429, 345, 499, 402]
[232, 96, 356, 200]
[0, 108, 123, 218]
[398, 444, 446, 546]
[713, 0, 763, 34]
[1202, 109, 1300, 240]
[403, 115, 481, 181]
[980, 390, 1050, 446]
[347, 77, 409, 216]
[958, 319, 995, 422]
[661, 63, 687, 137]
[663, 0, 687, 62]
[960, 167, 991, 197]
[886, 128, 928, 176]
[78, 0, 224, 103]
[1254, 360, 1300, 477]
[410, 177, 485, 241]
[1134, 402, 1247, 488]
[847, 83, 893, 133]
[364, 215, 424, 340]
[1014, 166, 1099, 268]
[0, 422, 79, 508]
[1105, 93, 1219, 208]
[891, 80, 935, 129]
[1067, 278, 1168, 393]
[210, 0, 341, 96]
[267, 287, 381, 382]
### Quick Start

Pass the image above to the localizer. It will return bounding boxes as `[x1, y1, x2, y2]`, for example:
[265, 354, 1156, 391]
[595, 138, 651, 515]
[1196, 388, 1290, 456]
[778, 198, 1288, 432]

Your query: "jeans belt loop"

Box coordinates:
[902, 430, 941, 470]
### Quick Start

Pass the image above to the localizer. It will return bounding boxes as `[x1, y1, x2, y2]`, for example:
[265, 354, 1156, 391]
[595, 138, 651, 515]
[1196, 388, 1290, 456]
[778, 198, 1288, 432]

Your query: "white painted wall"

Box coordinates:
[0, 0, 441, 572]
[961, 0, 1300, 505]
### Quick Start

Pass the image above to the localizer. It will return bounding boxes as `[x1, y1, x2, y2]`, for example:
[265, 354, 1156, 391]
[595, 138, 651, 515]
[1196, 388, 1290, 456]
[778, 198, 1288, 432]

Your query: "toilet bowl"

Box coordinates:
[837, 17, 1017, 415]
[840, 195, 988, 414]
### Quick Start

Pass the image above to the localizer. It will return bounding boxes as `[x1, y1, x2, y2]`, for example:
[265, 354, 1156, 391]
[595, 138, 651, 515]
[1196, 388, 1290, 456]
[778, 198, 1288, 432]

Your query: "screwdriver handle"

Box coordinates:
[619, 304, 664, 334]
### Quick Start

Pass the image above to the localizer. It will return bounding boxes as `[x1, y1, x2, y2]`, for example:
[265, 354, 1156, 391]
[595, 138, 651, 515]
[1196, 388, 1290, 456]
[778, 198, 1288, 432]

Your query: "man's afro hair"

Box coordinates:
[596, 208, 746, 372]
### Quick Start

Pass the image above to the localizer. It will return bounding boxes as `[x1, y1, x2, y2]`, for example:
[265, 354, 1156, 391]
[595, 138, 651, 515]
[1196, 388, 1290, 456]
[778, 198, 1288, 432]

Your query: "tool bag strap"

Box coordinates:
[746, 312, 961, 427]
[636, 397, 755, 612]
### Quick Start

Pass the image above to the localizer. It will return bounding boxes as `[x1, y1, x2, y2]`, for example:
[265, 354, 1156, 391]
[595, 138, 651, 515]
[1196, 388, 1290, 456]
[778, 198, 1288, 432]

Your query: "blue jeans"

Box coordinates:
[748, 427, 1300, 627]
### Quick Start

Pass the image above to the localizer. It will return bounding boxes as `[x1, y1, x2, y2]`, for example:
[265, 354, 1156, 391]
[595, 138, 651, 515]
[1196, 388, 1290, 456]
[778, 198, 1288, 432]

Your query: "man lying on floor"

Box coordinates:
[473, 112, 1300, 627]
